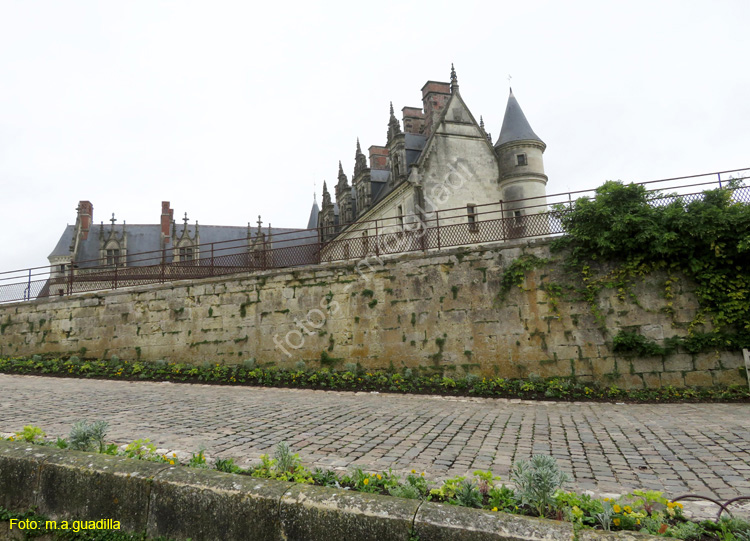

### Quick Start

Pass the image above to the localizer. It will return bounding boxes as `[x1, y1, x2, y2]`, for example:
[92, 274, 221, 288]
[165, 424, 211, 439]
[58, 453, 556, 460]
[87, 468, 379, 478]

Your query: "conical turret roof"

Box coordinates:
[495, 89, 543, 147]
[306, 197, 320, 229]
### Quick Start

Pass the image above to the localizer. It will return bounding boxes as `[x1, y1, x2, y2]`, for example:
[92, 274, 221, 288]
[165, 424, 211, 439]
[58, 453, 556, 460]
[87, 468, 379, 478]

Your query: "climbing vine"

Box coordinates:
[552, 179, 750, 347]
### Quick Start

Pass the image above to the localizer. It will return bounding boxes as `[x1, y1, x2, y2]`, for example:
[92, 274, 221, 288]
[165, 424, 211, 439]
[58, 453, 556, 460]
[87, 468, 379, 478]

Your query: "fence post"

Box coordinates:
[499, 201, 505, 241]
[211, 244, 215, 276]
[67, 263, 74, 296]
[435, 210, 441, 250]
[718, 173, 723, 189]
[160, 249, 166, 283]
[374, 219, 380, 256]
[113, 263, 118, 290]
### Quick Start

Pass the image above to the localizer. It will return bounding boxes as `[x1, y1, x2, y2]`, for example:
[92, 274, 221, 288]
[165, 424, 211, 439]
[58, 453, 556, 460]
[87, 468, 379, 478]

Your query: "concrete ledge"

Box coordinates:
[0, 440, 658, 540]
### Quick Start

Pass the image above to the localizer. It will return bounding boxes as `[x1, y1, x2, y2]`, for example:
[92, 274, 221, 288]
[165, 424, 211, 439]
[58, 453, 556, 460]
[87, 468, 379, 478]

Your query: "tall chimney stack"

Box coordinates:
[77, 201, 93, 240]
[161, 201, 174, 243]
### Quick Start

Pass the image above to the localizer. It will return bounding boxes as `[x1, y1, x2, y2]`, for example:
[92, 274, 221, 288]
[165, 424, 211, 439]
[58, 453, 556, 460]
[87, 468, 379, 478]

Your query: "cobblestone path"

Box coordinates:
[2, 374, 749, 500]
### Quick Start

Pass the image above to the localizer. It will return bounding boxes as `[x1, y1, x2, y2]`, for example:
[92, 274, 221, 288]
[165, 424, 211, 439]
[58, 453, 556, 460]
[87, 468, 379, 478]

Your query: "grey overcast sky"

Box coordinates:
[1, 0, 749, 272]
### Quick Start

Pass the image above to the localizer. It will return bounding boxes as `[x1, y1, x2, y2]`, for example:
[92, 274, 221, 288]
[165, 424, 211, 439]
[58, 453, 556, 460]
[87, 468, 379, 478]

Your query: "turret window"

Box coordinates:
[516, 154, 527, 166]
[467, 204, 478, 232]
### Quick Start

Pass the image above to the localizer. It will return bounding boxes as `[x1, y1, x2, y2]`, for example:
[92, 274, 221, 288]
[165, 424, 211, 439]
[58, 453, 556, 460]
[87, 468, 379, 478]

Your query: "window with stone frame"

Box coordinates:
[106, 248, 120, 266]
[516, 153, 527, 166]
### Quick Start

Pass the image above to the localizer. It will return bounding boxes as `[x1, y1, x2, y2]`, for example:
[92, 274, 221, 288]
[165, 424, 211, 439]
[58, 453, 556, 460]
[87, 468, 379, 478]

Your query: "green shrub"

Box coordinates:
[511, 455, 569, 517]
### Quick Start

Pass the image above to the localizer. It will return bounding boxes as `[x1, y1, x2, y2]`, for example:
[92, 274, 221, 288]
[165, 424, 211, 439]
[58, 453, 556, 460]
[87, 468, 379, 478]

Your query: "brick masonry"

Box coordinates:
[0, 239, 744, 389]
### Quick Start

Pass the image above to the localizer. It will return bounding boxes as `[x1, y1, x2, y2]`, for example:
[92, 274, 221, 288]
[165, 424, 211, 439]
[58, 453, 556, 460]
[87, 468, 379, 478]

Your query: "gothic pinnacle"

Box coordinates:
[450, 63, 458, 92]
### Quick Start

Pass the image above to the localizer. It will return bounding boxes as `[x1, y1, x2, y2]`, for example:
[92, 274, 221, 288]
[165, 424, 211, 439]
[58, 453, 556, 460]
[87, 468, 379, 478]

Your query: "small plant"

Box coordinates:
[214, 457, 240, 473]
[189, 447, 208, 468]
[124, 438, 157, 459]
[274, 441, 297, 474]
[294, 360, 307, 372]
[243, 358, 257, 370]
[511, 455, 569, 517]
[312, 468, 340, 487]
[453, 479, 483, 508]
[343, 362, 358, 374]
[68, 420, 109, 452]
[15, 425, 46, 443]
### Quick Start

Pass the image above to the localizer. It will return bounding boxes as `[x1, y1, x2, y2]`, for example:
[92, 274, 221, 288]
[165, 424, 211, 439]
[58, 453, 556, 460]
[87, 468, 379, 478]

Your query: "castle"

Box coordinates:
[48, 66, 548, 279]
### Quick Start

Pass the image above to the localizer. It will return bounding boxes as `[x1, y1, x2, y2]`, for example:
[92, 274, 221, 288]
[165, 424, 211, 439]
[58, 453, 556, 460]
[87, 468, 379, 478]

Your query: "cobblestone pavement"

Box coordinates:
[3, 374, 749, 502]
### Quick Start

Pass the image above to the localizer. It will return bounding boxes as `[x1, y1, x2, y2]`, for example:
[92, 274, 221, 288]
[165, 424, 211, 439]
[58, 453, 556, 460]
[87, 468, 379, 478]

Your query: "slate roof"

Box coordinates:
[306, 200, 320, 229]
[50, 223, 319, 268]
[495, 89, 543, 147]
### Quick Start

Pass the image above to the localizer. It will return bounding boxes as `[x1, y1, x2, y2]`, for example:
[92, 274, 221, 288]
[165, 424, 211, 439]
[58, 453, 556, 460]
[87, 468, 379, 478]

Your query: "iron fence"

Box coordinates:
[1, 168, 748, 304]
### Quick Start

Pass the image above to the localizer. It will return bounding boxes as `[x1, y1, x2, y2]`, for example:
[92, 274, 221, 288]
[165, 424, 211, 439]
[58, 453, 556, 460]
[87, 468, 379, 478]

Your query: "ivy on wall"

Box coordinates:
[548, 179, 750, 350]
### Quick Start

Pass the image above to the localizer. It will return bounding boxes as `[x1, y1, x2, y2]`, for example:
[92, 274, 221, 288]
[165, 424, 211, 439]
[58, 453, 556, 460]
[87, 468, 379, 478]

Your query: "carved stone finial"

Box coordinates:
[110, 213, 116, 226]
[256, 215, 263, 234]
[183, 212, 189, 226]
[480, 116, 485, 130]
[356, 137, 362, 155]
[450, 63, 458, 93]
[387, 102, 402, 143]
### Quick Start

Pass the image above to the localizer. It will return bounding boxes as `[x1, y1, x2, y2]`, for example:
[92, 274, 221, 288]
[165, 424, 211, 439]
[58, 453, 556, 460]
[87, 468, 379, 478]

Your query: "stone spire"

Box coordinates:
[450, 63, 458, 93]
[337, 160, 348, 187]
[387, 101, 402, 143]
[322, 181, 331, 207]
[354, 138, 368, 177]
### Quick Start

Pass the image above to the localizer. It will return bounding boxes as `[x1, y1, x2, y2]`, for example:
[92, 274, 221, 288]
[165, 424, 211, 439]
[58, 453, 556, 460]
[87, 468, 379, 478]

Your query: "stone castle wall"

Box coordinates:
[0, 239, 744, 389]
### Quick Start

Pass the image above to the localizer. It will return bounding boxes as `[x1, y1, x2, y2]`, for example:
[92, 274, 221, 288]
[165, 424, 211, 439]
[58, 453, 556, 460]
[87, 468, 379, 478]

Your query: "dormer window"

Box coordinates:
[179, 247, 195, 263]
[106, 249, 120, 266]
[516, 154, 527, 166]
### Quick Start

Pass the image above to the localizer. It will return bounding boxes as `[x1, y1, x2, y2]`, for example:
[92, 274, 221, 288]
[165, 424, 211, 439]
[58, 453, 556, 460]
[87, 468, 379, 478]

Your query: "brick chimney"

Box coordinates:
[161, 201, 174, 243]
[402, 106, 425, 135]
[421, 81, 451, 138]
[368, 146, 389, 170]
[77, 201, 93, 240]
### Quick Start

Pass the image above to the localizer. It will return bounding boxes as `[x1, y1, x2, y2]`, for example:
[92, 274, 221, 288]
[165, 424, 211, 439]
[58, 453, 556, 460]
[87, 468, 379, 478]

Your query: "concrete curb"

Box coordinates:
[0, 441, 658, 540]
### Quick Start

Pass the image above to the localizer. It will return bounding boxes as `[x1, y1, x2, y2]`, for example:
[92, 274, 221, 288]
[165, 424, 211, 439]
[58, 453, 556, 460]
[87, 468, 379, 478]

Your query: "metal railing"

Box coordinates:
[1, 168, 748, 304]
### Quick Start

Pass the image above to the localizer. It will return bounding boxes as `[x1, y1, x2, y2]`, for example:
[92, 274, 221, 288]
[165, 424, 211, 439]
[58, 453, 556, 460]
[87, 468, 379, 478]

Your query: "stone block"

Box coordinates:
[413, 502, 574, 541]
[641, 372, 661, 389]
[148, 466, 291, 541]
[630, 356, 663, 374]
[279, 482, 418, 541]
[36, 447, 167, 533]
[663, 354, 694, 373]
[694, 353, 719, 371]
[713, 368, 745, 387]
[684, 370, 713, 388]
[660, 371, 684, 387]
[640, 324, 664, 341]
[719, 351, 744, 370]
[0, 441, 58, 511]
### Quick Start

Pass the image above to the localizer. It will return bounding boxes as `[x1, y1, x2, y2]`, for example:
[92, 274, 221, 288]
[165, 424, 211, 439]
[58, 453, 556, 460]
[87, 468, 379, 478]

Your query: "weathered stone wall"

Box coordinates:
[0, 239, 744, 389]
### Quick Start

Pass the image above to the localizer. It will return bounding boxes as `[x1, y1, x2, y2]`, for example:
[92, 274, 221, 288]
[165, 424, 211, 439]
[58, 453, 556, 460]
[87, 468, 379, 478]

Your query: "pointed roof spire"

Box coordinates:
[307, 192, 320, 229]
[480, 116, 485, 130]
[450, 63, 458, 93]
[387, 102, 402, 143]
[495, 88, 544, 147]
[338, 160, 344, 176]
[354, 137, 368, 177]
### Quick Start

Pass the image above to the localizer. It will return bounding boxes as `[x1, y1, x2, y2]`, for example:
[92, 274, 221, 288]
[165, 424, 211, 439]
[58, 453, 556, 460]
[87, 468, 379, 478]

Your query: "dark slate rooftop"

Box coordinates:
[495, 89, 543, 147]
[50, 223, 319, 268]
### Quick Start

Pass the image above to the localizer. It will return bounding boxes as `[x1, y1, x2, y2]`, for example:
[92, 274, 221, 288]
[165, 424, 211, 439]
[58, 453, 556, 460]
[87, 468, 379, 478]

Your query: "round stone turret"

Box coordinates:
[494, 89, 548, 212]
